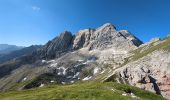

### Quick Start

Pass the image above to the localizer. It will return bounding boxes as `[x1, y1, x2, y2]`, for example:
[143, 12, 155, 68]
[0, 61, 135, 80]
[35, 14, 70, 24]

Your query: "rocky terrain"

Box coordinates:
[0, 23, 169, 99]
[114, 50, 170, 98]
[73, 23, 142, 51]
[106, 37, 170, 99]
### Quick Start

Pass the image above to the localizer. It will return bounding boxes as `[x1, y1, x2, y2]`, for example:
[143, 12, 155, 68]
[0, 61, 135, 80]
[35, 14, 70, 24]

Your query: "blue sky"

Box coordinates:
[0, 0, 170, 46]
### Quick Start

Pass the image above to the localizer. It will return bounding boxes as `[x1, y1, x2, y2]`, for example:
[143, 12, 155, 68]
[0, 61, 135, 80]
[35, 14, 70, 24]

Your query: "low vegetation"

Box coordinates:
[130, 37, 170, 61]
[0, 81, 165, 100]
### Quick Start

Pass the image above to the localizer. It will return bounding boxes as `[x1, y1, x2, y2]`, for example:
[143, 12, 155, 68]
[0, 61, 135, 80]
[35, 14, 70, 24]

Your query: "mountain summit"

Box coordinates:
[36, 31, 74, 59]
[73, 23, 142, 50]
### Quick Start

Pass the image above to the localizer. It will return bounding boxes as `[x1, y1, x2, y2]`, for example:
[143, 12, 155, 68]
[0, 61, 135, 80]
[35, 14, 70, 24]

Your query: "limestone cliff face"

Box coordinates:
[73, 28, 95, 50]
[73, 23, 143, 51]
[114, 50, 170, 98]
[34, 23, 143, 60]
[35, 31, 74, 59]
[100, 36, 170, 99]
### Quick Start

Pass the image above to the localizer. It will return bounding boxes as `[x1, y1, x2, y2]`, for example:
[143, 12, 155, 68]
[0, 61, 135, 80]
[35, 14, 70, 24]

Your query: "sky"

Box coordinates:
[0, 0, 170, 46]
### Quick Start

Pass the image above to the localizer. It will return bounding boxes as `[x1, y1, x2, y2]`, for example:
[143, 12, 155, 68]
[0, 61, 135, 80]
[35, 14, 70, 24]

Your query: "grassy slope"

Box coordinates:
[0, 82, 165, 100]
[131, 37, 170, 61]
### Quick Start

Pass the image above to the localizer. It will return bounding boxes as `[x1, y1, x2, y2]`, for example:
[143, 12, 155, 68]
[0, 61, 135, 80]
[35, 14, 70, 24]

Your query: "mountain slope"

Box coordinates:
[73, 23, 142, 50]
[105, 36, 170, 98]
[34, 31, 74, 60]
[0, 82, 165, 100]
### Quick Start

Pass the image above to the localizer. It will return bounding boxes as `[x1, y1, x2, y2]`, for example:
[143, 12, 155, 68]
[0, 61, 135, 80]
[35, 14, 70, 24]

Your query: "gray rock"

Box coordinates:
[114, 50, 170, 98]
[73, 28, 95, 50]
[36, 31, 73, 59]
[73, 23, 143, 51]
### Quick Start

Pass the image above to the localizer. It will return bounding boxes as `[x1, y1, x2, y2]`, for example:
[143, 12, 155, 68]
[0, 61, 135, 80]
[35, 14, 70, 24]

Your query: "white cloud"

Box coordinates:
[32, 6, 40, 11]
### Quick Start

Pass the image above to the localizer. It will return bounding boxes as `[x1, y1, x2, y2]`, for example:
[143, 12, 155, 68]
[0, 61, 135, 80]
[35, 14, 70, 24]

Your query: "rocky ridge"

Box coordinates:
[34, 31, 74, 59]
[73, 23, 142, 51]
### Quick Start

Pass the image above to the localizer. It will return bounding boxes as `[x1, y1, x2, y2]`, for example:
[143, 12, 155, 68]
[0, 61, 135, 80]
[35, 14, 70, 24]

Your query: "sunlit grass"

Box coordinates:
[0, 81, 165, 100]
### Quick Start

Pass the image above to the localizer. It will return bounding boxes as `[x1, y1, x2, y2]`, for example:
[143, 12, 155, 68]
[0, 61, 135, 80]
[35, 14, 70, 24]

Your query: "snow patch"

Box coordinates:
[83, 57, 96, 65]
[111, 89, 115, 92]
[22, 77, 27, 81]
[57, 67, 67, 75]
[61, 82, 66, 85]
[122, 93, 127, 96]
[78, 60, 83, 62]
[50, 80, 54, 83]
[47, 60, 55, 63]
[82, 62, 87, 65]
[74, 64, 82, 68]
[100, 69, 105, 74]
[71, 51, 76, 54]
[58, 72, 62, 75]
[39, 84, 44, 87]
[121, 92, 137, 98]
[93, 67, 99, 75]
[130, 93, 137, 98]
[73, 72, 80, 78]
[70, 81, 74, 83]
[50, 63, 58, 67]
[82, 76, 92, 81]
[42, 60, 46, 63]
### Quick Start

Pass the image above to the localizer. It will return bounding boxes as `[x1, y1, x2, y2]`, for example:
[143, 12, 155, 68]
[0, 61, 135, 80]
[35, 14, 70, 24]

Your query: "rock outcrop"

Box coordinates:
[73, 28, 95, 50]
[114, 50, 170, 98]
[73, 23, 143, 51]
[30, 23, 142, 61]
[35, 31, 74, 59]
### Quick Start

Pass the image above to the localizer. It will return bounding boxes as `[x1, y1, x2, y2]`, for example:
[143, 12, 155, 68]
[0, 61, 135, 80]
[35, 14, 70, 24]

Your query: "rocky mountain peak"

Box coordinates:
[118, 30, 143, 47]
[59, 31, 72, 39]
[36, 31, 73, 59]
[96, 23, 116, 32]
[29, 23, 143, 61]
[73, 28, 95, 50]
[73, 23, 143, 51]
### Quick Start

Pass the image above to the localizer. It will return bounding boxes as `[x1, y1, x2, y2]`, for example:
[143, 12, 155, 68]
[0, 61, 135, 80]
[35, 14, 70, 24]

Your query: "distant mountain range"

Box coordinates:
[0, 44, 24, 54]
[0, 45, 42, 64]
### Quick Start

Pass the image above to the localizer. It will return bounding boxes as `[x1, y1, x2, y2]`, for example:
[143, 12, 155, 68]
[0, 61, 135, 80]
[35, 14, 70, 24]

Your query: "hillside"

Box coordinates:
[0, 82, 165, 100]
[104, 36, 170, 98]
